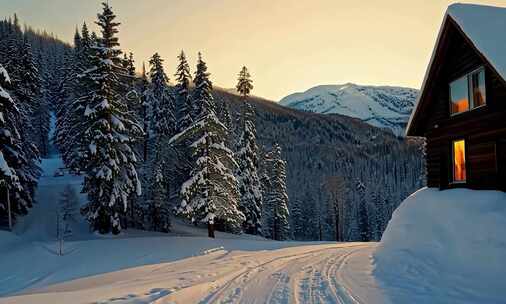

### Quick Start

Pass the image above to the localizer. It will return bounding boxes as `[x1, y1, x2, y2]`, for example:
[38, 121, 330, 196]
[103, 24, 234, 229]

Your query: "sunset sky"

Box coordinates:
[1, 0, 506, 100]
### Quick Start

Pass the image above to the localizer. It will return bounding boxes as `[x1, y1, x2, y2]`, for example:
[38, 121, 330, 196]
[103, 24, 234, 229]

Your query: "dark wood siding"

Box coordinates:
[419, 17, 506, 191]
[467, 141, 497, 189]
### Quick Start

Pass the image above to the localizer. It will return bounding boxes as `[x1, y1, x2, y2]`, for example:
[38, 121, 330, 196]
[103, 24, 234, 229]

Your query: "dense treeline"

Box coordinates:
[215, 90, 425, 241]
[0, 15, 69, 227]
[51, 2, 287, 238]
[0, 2, 425, 241]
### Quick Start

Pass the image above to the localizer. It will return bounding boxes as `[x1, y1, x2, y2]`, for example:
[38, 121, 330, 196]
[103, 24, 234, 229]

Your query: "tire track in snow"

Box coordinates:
[199, 244, 368, 304]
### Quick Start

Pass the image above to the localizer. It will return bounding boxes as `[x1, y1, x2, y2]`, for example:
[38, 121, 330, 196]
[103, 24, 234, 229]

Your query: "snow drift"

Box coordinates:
[373, 188, 506, 303]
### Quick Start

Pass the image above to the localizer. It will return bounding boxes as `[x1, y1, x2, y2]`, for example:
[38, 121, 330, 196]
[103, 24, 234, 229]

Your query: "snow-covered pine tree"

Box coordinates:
[290, 200, 305, 239]
[148, 53, 175, 137]
[217, 100, 233, 139]
[174, 50, 192, 131]
[356, 179, 369, 241]
[0, 64, 23, 222]
[235, 66, 262, 235]
[55, 22, 93, 172]
[172, 51, 193, 203]
[139, 62, 150, 162]
[33, 51, 51, 157]
[146, 52, 176, 232]
[262, 143, 290, 240]
[170, 53, 244, 238]
[7, 34, 41, 211]
[80, 2, 143, 234]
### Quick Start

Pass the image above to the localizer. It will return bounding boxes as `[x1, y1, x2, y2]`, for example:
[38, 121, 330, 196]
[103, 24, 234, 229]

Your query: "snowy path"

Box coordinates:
[1, 156, 383, 303]
[2, 243, 382, 304]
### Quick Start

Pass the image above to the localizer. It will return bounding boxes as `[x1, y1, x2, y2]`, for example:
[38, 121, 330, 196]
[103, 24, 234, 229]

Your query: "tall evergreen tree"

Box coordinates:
[5, 33, 41, 211]
[171, 53, 243, 238]
[139, 62, 150, 162]
[146, 52, 176, 232]
[80, 2, 142, 234]
[56, 22, 93, 172]
[174, 50, 192, 131]
[356, 180, 369, 241]
[236, 66, 253, 97]
[262, 143, 290, 240]
[0, 65, 23, 220]
[235, 67, 262, 235]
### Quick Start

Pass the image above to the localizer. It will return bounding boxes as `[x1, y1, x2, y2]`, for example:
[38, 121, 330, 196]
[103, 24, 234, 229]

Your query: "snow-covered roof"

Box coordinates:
[407, 3, 506, 136]
[449, 3, 506, 81]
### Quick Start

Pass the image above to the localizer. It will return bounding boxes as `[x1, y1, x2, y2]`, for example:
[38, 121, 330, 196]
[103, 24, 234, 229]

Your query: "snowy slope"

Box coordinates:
[279, 83, 418, 136]
[374, 188, 506, 304]
[0, 157, 316, 297]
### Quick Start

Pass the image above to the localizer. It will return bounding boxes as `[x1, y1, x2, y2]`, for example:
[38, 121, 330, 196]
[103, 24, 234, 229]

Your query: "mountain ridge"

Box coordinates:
[279, 83, 419, 136]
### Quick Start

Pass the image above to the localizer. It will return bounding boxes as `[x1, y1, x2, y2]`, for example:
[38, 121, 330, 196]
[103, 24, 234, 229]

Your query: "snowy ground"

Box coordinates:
[2, 243, 384, 304]
[2, 156, 505, 303]
[0, 156, 382, 303]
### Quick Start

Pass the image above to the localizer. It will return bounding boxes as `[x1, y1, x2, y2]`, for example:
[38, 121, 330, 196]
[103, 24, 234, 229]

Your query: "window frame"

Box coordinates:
[449, 66, 486, 116]
[451, 139, 467, 184]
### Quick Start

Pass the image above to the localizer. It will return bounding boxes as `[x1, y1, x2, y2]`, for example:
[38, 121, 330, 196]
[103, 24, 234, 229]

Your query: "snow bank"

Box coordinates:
[373, 187, 506, 303]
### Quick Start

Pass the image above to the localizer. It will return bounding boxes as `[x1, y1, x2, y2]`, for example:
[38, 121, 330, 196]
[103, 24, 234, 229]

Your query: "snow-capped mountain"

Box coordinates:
[279, 83, 418, 136]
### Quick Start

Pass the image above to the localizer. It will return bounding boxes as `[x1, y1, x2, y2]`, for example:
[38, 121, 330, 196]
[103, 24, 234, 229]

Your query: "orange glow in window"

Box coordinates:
[452, 98, 469, 113]
[453, 140, 466, 182]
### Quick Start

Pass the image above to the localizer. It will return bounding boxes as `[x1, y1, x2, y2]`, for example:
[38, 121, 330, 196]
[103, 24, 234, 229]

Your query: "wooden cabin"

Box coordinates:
[407, 4, 506, 191]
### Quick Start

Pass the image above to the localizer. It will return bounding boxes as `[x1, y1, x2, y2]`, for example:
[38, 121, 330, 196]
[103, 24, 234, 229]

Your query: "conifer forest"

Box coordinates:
[0, 3, 425, 242]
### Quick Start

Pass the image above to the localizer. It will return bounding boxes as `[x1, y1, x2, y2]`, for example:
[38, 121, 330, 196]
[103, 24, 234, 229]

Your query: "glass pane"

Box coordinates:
[450, 76, 469, 114]
[471, 69, 486, 108]
[453, 139, 466, 182]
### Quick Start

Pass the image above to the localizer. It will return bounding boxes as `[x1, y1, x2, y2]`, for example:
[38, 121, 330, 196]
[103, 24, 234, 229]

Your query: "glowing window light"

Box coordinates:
[453, 139, 466, 182]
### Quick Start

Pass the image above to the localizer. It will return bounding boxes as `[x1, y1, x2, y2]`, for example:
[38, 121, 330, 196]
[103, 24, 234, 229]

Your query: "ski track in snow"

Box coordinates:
[199, 245, 365, 304]
[2, 244, 375, 304]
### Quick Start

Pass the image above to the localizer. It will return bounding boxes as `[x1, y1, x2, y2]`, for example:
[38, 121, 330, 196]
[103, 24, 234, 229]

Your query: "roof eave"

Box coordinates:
[406, 14, 449, 137]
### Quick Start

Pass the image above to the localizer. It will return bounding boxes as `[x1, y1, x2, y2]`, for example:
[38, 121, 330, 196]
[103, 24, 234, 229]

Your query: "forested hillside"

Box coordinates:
[0, 3, 424, 242]
[215, 90, 425, 241]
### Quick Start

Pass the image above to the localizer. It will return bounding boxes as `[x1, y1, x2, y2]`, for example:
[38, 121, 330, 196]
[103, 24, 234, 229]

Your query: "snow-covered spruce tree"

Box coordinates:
[174, 50, 193, 131]
[145, 52, 176, 232]
[172, 51, 193, 201]
[122, 52, 141, 119]
[170, 53, 244, 238]
[5, 34, 41, 210]
[55, 23, 93, 172]
[262, 143, 290, 240]
[32, 52, 51, 157]
[235, 66, 262, 235]
[139, 62, 150, 162]
[216, 100, 233, 138]
[356, 179, 369, 241]
[0, 64, 24, 221]
[80, 2, 143, 234]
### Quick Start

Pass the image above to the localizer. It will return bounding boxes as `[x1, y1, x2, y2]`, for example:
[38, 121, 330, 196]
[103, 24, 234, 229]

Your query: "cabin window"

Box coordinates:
[452, 139, 467, 183]
[450, 67, 486, 115]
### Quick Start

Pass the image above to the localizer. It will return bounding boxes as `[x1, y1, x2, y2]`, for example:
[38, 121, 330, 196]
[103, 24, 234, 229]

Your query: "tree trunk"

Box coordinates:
[208, 222, 215, 238]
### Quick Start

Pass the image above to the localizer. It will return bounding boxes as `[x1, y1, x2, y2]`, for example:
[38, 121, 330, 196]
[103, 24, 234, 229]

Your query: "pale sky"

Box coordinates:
[1, 0, 506, 101]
